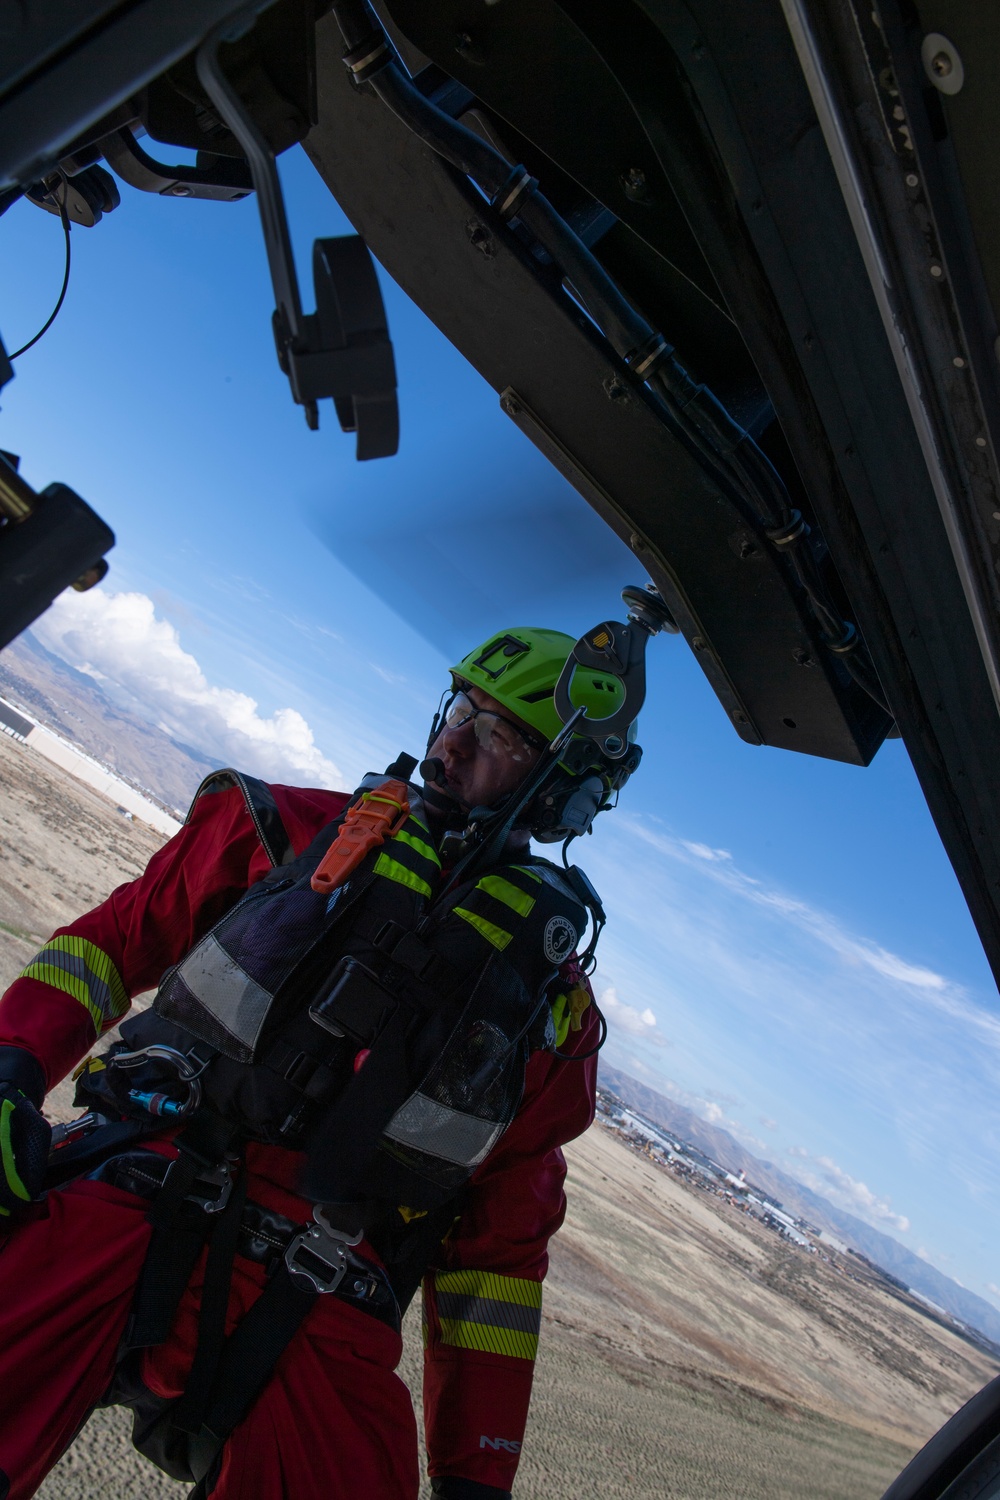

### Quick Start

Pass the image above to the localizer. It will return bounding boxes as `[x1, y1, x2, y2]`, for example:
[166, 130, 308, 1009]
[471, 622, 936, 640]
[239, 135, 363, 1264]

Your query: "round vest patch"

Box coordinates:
[543, 914, 577, 964]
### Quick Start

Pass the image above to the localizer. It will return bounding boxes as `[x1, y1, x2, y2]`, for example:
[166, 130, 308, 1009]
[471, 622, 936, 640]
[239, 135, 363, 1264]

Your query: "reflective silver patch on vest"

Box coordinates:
[175, 934, 274, 1054]
[382, 1092, 505, 1167]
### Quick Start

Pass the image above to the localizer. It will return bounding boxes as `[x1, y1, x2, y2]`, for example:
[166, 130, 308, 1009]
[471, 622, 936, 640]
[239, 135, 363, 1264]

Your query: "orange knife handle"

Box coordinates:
[311, 779, 410, 895]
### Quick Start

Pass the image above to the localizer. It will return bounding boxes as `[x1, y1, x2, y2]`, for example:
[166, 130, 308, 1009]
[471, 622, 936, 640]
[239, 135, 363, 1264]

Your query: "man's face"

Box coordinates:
[424, 683, 544, 813]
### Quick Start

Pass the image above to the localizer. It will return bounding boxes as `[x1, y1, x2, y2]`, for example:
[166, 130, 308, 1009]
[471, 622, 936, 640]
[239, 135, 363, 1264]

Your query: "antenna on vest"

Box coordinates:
[384, 751, 418, 780]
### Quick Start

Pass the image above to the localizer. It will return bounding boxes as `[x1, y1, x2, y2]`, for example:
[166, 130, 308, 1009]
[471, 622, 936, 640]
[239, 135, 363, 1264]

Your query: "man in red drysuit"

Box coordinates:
[0, 627, 625, 1500]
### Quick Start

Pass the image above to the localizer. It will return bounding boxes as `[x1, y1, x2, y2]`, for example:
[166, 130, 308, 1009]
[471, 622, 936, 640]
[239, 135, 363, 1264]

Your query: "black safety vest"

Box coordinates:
[85, 772, 591, 1218]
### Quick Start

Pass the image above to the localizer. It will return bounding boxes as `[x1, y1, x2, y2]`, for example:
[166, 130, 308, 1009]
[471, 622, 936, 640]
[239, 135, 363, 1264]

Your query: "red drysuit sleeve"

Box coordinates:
[422, 984, 598, 1492]
[0, 783, 349, 1092]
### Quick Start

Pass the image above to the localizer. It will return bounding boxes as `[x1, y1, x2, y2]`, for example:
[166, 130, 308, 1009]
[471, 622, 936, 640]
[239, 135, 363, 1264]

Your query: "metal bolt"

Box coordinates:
[172, 184, 192, 196]
[921, 32, 964, 95]
[353, 1279, 366, 1294]
[500, 393, 521, 417]
[905, 173, 919, 188]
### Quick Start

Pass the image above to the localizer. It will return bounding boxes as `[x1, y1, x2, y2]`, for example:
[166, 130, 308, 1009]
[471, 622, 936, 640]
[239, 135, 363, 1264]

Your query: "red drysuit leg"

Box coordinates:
[0, 1178, 153, 1500]
[205, 1309, 419, 1500]
[142, 1222, 420, 1500]
[0, 1173, 419, 1500]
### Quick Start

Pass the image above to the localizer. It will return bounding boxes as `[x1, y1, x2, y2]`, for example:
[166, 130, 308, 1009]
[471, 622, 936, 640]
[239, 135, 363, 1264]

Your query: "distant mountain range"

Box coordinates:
[0, 631, 219, 817]
[599, 1061, 1000, 1349]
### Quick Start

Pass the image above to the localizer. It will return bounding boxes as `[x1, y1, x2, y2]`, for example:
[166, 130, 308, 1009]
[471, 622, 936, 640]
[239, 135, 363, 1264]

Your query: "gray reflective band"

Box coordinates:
[436, 1291, 542, 1336]
[175, 933, 274, 1053]
[382, 1091, 504, 1166]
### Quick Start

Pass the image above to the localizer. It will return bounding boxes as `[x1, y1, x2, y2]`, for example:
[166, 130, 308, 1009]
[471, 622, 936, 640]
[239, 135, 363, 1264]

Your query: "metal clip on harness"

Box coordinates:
[285, 1207, 364, 1294]
[113, 1042, 208, 1118]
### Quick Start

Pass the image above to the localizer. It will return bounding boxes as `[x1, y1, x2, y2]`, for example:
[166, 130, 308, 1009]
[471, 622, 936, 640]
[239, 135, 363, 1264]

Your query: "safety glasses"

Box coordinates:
[442, 689, 545, 761]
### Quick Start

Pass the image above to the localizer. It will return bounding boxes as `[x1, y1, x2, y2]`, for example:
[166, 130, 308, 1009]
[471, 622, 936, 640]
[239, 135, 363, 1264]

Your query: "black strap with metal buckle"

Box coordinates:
[94, 1148, 399, 1329]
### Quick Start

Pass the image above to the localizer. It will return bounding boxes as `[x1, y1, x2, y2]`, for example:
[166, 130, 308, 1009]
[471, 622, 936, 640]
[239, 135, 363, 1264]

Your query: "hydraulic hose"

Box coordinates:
[332, 0, 650, 360]
[331, 0, 891, 715]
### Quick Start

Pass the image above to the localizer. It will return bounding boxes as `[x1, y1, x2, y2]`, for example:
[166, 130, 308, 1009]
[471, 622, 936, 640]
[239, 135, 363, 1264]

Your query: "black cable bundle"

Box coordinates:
[331, 0, 890, 716]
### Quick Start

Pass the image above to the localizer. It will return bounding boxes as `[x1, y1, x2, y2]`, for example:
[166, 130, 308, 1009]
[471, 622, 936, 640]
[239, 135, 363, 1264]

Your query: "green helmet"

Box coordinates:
[451, 627, 626, 745]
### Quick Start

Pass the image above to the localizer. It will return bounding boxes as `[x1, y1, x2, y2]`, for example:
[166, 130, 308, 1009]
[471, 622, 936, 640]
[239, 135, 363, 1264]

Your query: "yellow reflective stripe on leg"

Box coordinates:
[19, 935, 128, 1035]
[453, 907, 512, 951]
[373, 852, 433, 898]
[434, 1269, 542, 1361]
[476, 875, 536, 917]
[0, 1098, 29, 1201]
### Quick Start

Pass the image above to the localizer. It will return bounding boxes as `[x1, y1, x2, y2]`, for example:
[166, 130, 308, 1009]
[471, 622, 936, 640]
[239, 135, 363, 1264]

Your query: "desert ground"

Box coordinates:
[0, 727, 994, 1499]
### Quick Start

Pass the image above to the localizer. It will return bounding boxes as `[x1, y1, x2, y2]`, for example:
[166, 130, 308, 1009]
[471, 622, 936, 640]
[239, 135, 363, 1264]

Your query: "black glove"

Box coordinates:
[430, 1480, 512, 1500]
[0, 1046, 50, 1217]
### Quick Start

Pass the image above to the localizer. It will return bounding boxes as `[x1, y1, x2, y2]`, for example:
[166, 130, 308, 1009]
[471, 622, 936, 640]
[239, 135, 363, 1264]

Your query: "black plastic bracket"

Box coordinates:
[99, 127, 253, 202]
[195, 21, 397, 453]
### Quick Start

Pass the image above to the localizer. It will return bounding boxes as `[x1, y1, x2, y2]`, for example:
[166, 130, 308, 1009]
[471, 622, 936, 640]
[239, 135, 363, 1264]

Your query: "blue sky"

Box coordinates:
[1, 145, 998, 1307]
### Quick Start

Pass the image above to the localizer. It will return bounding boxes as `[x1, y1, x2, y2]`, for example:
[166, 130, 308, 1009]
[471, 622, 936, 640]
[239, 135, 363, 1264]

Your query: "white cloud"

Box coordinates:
[814, 1155, 910, 1232]
[681, 841, 733, 863]
[620, 817, 1000, 1059]
[759, 1116, 778, 1130]
[785, 1145, 910, 1233]
[599, 984, 667, 1046]
[34, 588, 343, 788]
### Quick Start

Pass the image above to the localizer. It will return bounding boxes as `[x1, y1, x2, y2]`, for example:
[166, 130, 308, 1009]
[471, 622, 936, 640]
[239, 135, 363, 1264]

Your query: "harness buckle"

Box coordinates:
[184, 1158, 235, 1215]
[284, 1206, 363, 1294]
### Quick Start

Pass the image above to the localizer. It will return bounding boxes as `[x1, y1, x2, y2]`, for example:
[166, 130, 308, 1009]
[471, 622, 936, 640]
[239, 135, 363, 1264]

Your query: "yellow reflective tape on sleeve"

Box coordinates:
[19, 935, 128, 1035]
[476, 874, 536, 917]
[453, 906, 512, 951]
[435, 1269, 543, 1307]
[437, 1319, 539, 1360]
[393, 828, 441, 866]
[434, 1269, 543, 1362]
[372, 852, 433, 898]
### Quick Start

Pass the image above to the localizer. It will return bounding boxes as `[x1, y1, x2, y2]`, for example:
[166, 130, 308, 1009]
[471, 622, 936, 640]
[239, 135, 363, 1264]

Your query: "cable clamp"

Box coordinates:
[343, 34, 391, 82]
[492, 166, 538, 222]
[767, 510, 810, 547]
[626, 333, 674, 381]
